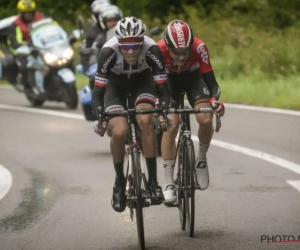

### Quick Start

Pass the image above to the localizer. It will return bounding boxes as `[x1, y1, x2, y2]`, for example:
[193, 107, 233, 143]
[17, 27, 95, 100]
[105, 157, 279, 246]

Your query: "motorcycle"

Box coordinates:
[0, 16, 19, 85]
[0, 17, 80, 109]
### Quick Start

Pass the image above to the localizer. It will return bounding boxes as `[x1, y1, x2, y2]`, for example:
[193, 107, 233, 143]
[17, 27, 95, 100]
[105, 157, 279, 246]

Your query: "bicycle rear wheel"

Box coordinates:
[184, 141, 196, 237]
[176, 144, 186, 230]
[132, 150, 145, 250]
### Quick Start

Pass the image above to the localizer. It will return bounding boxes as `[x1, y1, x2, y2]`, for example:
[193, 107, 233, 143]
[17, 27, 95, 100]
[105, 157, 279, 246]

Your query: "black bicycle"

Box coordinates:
[98, 93, 167, 250]
[164, 92, 221, 237]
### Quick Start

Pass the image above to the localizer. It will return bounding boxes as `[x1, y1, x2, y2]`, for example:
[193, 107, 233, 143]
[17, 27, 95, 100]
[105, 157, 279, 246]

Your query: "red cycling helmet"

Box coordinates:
[164, 19, 194, 49]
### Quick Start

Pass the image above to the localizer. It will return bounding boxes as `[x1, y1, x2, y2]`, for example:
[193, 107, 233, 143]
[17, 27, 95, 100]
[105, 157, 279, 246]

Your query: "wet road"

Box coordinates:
[0, 86, 300, 250]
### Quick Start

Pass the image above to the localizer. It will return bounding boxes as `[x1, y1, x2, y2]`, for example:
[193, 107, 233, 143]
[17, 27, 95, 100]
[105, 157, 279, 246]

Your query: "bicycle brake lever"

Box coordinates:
[161, 102, 168, 132]
[215, 112, 221, 132]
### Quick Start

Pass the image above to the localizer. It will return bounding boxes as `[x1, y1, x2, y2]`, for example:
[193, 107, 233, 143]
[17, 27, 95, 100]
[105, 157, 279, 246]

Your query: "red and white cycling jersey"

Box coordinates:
[157, 37, 213, 74]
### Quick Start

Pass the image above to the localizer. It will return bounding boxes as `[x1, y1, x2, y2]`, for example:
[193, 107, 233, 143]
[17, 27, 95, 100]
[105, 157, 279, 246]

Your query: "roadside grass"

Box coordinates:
[220, 75, 300, 110]
[1, 74, 299, 110]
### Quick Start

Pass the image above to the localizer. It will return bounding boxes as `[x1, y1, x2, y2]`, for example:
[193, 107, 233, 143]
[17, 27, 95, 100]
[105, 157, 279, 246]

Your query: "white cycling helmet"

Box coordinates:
[99, 5, 123, 30]
[114, 16, 146, 42]
[91, 0, 111, 15]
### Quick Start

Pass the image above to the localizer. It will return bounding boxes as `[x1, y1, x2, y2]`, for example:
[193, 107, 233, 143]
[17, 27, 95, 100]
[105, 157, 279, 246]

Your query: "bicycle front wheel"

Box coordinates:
[132, 150, 145, 250]
[176, 143, 186, 230]
[184, 141, 196, 237]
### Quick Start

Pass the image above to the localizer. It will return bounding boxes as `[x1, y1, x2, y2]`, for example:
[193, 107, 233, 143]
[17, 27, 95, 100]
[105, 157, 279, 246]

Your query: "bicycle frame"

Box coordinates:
[170, 91, 220, 236]
[125, 93, 151, 215]
[98, 93, 164, 250]
[173, 92, 197, 205]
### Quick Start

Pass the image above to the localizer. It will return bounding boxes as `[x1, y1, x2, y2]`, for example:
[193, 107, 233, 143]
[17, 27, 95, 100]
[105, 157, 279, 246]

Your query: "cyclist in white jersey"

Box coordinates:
[92, 17, 171, 213]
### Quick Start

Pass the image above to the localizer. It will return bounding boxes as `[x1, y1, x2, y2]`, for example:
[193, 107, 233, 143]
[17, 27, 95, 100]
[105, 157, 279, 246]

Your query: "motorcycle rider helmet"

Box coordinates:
[91, 0, 111, 17]
[114, 16, 146, 43]
[164, 19, 194, 55]
[17, 0, 36, 12]
[99, 5, 123, 30]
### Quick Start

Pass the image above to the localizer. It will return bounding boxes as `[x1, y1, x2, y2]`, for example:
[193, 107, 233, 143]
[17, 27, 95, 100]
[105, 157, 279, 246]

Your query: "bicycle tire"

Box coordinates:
[132, 150, 145, 250]
[184, 141, 196, 237]
[177, 143, 186, 230]
[125, 161, 134, 221]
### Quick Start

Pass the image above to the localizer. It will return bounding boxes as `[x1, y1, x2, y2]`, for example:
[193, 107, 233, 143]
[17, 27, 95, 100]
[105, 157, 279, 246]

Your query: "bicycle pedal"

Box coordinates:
[145, 200, 151, 207]
[150, 199, 164, 206]
[164, 203, 177, 208]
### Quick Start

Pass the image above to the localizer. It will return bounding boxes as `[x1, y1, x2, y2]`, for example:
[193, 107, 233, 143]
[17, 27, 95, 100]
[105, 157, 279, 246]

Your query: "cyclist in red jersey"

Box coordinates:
[157, 19, 225, 204]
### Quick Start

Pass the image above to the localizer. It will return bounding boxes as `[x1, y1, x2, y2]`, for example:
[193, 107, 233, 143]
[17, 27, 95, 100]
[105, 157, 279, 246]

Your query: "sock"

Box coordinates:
[146, 157, 157, 183]
[114, 161, 125, 183]
[197, 141, 210, 162]
[163, 159, 175, 184]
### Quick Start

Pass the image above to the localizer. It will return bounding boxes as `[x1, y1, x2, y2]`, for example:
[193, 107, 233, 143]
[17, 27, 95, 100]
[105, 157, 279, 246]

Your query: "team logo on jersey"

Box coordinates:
[196, 43, 209, 64]
[203, 87, 210, 95]
[146, 50, 163, 69]
[101, 52, 116, 73]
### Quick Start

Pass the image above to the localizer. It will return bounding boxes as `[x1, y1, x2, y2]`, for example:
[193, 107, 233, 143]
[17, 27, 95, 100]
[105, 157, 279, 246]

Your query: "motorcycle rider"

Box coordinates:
[79, 0, 112, 84]
[85, 0, 112, 49]
[79, 5, 123, 122]
[85, 5, 123, 89]
[7, 0, 44, 90]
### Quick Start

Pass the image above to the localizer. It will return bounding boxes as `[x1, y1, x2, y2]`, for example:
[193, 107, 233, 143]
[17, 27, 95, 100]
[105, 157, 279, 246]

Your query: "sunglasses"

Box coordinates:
[118, 42, 143, 51]
[170, 47, 191, 56]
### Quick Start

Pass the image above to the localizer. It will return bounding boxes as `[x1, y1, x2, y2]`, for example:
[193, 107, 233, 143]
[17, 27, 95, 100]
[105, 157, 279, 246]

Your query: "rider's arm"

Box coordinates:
[86, 25, 101, 49]
[88, 33, 106, 67]
[92, 47, 117, 117]
[145, 44, 171, 107]
[7, 24, 25, 50]
[202, 70, 221, 100]
[196, 41, 221, 100]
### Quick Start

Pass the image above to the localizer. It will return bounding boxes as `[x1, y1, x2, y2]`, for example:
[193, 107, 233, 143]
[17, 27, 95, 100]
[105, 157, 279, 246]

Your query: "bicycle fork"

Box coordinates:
[126, 146, 151, 214]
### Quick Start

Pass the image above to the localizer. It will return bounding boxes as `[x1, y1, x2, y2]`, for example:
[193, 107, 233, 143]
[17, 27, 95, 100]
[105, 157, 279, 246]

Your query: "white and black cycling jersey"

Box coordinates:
[95, 36, 167, 87]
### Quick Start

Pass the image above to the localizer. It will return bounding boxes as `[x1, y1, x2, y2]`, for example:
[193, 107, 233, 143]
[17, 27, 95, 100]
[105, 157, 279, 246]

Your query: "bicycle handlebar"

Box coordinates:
[168, 107, 214, 114]
[97, 107, 164, 132]
[97, 102, 222, 133]
[164, 104, 222, 133]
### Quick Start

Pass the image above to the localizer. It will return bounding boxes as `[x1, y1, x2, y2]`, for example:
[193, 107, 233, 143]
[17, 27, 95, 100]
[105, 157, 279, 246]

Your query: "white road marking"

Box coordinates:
[286, 180, 300, 193]
[1, 85, 300, 116]
[0, 103, 300, 201]
[0, 164, 13, 201]
[0, 103, 84, 120]
[225, 103, 300, 117]
[192, 135, 300, 193]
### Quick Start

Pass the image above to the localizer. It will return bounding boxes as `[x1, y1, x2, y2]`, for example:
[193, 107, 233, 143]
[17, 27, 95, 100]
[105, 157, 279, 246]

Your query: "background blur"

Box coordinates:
[0, 0, 299, 109]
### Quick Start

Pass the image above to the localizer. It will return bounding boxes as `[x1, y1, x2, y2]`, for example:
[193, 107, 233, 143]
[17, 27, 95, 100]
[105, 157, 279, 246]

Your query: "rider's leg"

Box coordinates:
[195, 101, 213, 161]
[186, 71, 212, 190]
[136, 103, 156, 181]
[161, 114, 180, 203]
[134, 71, 164, 204]
[109, 116, 129, 179]
[103, 80, 128, 212]
[136, 102, 164, 204]
[108, 116, 129, 212]
[14, 54, 28, 91]
[160, 75, 182, 203]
